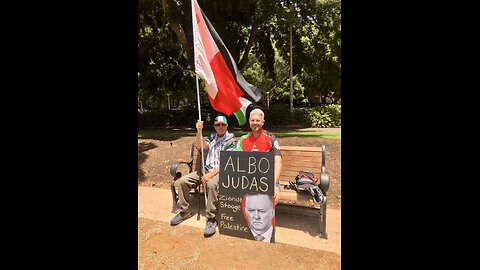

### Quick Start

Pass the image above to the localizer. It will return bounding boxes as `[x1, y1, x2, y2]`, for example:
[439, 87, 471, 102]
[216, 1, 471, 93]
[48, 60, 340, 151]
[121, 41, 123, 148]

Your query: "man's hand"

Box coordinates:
[196, 120, 204, 131]
[202, 168, 219, 184]
[273, 186, 280, 205]
[201, 173, 212, 184]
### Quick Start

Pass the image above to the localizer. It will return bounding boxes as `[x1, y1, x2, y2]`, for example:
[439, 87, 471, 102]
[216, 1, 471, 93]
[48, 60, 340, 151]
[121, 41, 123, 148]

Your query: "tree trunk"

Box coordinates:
[238, 21, 258, 71]
[161, 0, 193, 67]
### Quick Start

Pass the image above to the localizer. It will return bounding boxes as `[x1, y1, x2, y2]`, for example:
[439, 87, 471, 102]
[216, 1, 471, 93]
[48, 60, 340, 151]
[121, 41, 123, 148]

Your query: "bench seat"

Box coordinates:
[169, 143, 330, 239]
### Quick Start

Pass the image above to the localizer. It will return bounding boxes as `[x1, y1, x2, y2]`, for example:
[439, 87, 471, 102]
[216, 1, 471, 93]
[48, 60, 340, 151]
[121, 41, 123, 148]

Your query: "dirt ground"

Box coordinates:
[138, 217, 340, 270]
[138, 134, 341, 269]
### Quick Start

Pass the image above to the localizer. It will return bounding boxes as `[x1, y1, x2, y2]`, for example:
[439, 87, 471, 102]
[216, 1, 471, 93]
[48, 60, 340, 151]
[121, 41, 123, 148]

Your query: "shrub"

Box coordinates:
[294, 105, 341, 128]
[262, 106, 293, 125]
[138, 106, 211, 128]
[138, 104, 341, 128]
[322, 104, 341, 127]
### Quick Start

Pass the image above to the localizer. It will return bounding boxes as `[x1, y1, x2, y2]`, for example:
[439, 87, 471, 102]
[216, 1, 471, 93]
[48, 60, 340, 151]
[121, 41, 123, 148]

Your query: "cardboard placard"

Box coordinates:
[218, 151, 275, 243]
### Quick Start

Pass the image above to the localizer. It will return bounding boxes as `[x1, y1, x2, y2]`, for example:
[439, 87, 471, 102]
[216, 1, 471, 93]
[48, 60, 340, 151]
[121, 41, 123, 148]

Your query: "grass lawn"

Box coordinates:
[138, 129, 340, 140]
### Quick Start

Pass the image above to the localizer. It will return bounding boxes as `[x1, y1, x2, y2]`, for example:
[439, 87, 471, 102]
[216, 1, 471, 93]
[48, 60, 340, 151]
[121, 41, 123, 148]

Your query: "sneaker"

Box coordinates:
[204, 218, 217, 237]
[170, 211, 192, 226]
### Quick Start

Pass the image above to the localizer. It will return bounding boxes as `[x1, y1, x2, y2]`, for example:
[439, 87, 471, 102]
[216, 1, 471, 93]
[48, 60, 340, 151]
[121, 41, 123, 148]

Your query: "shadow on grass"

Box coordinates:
[274, 132, 340, 139]
[139, 127, 341, 141]
[138, 129, 197, 141]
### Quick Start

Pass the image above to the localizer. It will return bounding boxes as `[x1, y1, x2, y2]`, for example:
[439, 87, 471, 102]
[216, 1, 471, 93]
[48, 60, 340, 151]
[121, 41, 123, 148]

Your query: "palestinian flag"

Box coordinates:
[191, 0, 262, 125]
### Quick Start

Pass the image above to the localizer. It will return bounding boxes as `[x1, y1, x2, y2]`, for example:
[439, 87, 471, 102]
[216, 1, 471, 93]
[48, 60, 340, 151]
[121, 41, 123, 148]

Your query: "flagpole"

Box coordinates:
[195, 74, 208, 212]
[192, 0, 208, 218]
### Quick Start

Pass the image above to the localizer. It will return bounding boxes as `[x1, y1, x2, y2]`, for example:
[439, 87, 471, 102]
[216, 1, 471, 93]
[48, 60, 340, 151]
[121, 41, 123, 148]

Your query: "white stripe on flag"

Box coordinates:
[192, 0, 219, 99]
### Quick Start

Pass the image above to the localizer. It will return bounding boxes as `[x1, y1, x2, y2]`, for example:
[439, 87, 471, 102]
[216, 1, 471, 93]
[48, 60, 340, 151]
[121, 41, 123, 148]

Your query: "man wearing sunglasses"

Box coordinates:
[171, 115, 236, 237]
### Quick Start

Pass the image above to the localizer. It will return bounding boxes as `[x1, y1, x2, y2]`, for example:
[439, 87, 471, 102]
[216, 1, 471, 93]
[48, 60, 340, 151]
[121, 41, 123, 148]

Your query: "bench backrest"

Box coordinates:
[190, 143, 323, 185]
[278, 146, 323, 185]
[190, 142, 208, 173]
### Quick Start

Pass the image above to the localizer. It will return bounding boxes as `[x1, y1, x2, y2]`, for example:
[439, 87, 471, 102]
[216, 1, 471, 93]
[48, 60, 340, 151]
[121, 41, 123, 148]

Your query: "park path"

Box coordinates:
[138, 186, 341, 255]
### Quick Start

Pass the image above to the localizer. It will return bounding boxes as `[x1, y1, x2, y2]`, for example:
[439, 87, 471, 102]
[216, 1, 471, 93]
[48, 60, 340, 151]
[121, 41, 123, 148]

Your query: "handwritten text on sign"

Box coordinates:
[218, 151, 274, 241]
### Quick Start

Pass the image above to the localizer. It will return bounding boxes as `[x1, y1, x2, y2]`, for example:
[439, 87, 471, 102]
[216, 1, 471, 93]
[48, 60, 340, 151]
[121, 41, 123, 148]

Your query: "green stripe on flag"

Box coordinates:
[233, 109, 247, 126]
[233, 97, 252, 126]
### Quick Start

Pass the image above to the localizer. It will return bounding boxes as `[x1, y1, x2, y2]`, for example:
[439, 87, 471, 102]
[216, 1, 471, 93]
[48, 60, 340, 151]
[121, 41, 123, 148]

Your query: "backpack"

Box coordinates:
[287, 170, 325, 203]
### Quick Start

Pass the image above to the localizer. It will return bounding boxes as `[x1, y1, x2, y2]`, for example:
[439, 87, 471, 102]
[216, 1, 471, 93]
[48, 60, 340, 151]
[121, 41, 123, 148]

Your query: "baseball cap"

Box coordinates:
[214, 115, 228, 124]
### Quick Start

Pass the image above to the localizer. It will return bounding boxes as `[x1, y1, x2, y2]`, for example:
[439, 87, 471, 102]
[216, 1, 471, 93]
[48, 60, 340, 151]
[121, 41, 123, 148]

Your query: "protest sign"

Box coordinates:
[218, 151, 275, 242]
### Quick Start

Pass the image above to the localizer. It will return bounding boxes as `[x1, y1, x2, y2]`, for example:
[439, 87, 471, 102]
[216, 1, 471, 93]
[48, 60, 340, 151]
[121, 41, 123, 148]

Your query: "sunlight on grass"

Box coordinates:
[274, 132, 340, 139]
[138, 130, 196, 140]
[231, 131, 340, 139]
[139, 129, 340, 140]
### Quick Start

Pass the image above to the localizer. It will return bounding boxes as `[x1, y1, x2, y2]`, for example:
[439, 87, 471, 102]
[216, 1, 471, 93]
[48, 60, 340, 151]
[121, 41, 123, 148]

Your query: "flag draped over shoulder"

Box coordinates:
[191, 0, 262, 125]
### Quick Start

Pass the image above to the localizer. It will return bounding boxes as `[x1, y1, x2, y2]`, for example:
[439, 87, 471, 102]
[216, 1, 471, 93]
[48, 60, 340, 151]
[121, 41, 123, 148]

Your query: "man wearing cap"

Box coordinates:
[170, 115, 236, 237]
[235, 108, 282, 205]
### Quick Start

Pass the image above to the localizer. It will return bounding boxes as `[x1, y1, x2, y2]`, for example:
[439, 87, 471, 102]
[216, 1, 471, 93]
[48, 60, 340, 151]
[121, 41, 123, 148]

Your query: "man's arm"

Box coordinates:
[201, 167, 219, 184]
[269, 133, 282, 205]
[194, 120, 205, 150]
[224, 137, 236, 151]
[274, 155, 282, 183]
[273, 155, 282, 205]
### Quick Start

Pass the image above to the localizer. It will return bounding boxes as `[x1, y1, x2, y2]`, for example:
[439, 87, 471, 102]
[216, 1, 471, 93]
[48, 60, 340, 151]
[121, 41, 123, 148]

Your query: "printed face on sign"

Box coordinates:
[244, 194, 274, 233]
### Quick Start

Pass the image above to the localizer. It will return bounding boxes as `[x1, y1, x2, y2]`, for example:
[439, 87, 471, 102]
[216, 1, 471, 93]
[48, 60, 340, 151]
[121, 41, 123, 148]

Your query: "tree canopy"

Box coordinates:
[138, 0, 341, 110]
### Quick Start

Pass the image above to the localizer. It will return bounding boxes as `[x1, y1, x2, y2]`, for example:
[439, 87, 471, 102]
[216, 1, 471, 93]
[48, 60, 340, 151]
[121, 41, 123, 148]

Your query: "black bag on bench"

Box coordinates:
[288, 170, 325, 203]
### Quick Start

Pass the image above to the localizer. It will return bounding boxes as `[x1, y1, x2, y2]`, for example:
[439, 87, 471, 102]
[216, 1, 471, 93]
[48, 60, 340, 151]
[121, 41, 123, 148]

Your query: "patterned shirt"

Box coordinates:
[204, 131, 236, 172]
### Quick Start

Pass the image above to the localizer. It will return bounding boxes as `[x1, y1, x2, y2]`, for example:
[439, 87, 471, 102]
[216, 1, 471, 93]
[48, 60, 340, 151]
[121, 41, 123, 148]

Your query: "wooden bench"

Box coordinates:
[277, 145, 330, 239]
[169, 143, 330, 239]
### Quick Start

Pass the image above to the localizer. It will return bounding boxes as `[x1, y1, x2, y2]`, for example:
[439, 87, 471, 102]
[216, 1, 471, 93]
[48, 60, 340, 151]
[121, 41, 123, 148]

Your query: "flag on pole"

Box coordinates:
[191, 0, 262, 125]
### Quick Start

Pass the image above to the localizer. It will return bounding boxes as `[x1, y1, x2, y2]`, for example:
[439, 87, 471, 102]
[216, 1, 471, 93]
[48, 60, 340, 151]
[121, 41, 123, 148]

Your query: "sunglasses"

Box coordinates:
[214, 123, 227, 127]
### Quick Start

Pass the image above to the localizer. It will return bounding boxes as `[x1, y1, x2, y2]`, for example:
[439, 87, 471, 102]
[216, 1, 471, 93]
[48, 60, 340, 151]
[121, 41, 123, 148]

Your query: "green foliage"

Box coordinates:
[139, 104, 340, 128]
[138, 106, 198, 128]
[261, 104, 341, 128]
[243, 48, 308, 106]
[138, 0, 341, 110]
[139, 129, 340, 140]
[272, 131, 340, 140]
[323, 104, 341, 126]
[299, 104, 341, 128]
[138, 0, 196, 110]
[307, 109, 332, 128]
[262, 106, 293, 125]
[138, 110, 167, 128]
[138, 105, 221, 128]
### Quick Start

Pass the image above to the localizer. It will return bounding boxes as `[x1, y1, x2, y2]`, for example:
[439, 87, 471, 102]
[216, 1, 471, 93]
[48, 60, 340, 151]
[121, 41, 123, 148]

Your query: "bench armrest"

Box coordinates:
[169, 161, 192, 179]
[319, 172, 330, 193]
[169, 141, 196, 179]
[319, 145, 330, 193]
